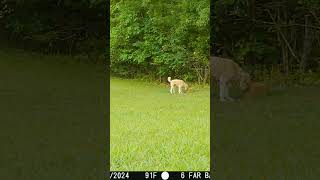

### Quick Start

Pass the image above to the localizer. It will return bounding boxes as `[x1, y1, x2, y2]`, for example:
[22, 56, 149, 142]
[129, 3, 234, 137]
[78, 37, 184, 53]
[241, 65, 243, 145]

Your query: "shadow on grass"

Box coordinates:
[0, 49, 107, 180]
[213, 85, 320, 179]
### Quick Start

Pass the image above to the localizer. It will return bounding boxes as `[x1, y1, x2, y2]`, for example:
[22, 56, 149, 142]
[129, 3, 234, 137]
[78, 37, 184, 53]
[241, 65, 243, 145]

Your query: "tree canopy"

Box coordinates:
[111, 0, 210, 82]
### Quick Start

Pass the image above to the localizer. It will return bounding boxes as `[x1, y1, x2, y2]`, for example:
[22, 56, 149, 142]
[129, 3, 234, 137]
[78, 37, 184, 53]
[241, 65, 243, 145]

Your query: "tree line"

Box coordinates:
[111, 0, 210, 83]
[0, 0, 106, 62]
[112, 0, 320, 85]
[1, 0, 320, 84]
[212, 0, 320, 85]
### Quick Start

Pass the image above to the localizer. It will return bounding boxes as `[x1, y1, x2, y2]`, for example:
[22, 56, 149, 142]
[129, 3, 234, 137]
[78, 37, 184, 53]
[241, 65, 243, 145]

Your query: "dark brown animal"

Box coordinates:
[244, 82, 269, 97]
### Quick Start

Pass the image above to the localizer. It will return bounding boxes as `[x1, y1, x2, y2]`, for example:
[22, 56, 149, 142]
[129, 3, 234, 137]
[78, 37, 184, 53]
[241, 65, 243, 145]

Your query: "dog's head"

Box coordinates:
[239, 71, 251, 91]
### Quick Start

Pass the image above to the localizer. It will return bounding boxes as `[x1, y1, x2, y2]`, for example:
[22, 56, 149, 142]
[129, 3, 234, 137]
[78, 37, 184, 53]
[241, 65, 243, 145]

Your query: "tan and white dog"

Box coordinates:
[211, 56, 251, 101]
[168, 77, 189, 94]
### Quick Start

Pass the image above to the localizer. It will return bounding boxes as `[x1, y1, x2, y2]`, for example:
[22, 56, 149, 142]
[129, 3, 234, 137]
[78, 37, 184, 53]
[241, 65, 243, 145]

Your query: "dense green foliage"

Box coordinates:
[212, 0, 320, 85]
[0, 0, 106, 60]
[111, 0, 210, 82]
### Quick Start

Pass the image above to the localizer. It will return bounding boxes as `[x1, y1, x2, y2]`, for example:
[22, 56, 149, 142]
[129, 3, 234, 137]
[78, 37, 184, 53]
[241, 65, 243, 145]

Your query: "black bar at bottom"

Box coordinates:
[110, 171, 211, 180]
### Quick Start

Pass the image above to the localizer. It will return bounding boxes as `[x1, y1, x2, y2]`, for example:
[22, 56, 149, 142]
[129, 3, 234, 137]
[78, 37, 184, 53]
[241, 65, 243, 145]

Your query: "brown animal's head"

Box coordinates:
[239, 71, 251, 91]
[245, 82, 268, 97]
[184, 83, 189, 91]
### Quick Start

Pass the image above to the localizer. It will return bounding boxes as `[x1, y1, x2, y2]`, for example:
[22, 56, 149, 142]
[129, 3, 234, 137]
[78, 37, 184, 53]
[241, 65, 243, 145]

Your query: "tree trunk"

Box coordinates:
[282, 42, 289, 76]
[301, 15, 312, 72]
[248, 0, 256, 20]
[282, 6, 289, 76]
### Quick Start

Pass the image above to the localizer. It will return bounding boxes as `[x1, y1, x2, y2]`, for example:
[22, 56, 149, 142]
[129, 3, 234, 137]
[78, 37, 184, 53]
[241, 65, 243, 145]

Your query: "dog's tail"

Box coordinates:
[167, 77, 172, 82]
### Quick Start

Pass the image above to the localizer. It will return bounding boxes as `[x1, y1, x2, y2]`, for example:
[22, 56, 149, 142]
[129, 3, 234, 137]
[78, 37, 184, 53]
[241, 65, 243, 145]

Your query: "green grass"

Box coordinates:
[214, 86, 320, 179]
[3, 49, 320, 178]
[0, 49, 107, 180]
[110, 78, 210, 171]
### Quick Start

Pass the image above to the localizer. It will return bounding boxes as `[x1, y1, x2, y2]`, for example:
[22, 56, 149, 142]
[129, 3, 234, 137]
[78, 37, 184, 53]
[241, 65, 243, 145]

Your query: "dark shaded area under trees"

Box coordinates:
[0, 0, 106, 62]
[211, 0, 320, 86]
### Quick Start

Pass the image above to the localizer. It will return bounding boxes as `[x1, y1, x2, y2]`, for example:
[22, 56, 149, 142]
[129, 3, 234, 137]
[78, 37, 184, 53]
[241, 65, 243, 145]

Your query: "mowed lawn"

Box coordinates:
[110, 78, 210, 171]
[214, 85, 320, 179]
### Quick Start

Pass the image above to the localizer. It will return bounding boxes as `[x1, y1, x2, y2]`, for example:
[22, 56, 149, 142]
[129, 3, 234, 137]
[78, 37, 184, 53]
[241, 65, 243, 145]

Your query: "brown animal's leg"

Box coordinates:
[178, 86, 182, 94]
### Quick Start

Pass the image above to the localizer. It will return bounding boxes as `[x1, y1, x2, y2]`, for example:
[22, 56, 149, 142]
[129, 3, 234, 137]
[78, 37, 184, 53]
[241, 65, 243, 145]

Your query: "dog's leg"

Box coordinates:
[219, 77, 227, 102]
[170, 86, 173, 94]
[178, 86, 182, 94]
[225, 83, 234, 101]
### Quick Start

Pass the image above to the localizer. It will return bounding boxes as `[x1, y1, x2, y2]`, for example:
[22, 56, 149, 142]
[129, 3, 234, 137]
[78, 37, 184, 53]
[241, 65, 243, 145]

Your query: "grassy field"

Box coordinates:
[110, 78, 210, 171]
[2, 49, 320, 178]
[0, 49, 107, 180]
[214, 85, 320, 179]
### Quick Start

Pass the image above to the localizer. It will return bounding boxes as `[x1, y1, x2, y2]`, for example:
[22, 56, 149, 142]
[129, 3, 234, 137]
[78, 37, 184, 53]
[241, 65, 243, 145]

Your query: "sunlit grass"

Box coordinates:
[110, 78, 210, 171]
